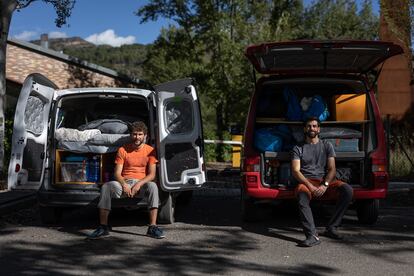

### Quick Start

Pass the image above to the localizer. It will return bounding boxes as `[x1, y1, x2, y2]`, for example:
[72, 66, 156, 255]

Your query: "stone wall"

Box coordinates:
[6, 41, 135, 90]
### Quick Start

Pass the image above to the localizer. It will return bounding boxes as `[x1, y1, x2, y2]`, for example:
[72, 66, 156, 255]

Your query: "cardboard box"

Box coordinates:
[334, 94, 366, 121]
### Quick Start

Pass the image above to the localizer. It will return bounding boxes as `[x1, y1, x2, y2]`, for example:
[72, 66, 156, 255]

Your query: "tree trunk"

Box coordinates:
[0, 0, 17, 179]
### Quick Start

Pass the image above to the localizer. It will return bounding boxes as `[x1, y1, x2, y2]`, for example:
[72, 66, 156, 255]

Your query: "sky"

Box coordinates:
[8, 0, 380, 47]
[9, 0, 175, 46]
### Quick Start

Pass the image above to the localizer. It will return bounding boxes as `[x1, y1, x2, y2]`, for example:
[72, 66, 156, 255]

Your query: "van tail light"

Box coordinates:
[371, 158, 388, 189]
[245, 156, 260, 172]
[372, 164, 386, 172]
[15, 164, 21, 173]
[244, 156, 260, 188]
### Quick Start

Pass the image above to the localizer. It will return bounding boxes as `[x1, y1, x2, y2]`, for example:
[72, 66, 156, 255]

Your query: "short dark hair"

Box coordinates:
[129, 121, 148, 134]
[303, 116, 321, 127]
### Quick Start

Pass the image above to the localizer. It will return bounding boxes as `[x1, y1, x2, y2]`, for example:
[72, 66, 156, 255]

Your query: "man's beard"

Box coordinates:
[305, 130, 319, 138]
[132, 139, 144, 147]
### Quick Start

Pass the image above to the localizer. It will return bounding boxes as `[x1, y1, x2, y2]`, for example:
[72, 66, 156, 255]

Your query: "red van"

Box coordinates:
[241, 40, 403, 224]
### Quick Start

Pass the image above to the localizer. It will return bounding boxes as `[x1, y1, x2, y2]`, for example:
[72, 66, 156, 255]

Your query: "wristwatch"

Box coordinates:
[323, 181, 329, 187]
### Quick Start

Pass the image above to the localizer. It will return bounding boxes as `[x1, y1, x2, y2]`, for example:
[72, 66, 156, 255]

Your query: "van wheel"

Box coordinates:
[176, 190, 193, 206]
[356, 199, 379, 225]
[39, 206, 62, 225]
[158, 193, 175, 224]
[241, 191, 262, 222]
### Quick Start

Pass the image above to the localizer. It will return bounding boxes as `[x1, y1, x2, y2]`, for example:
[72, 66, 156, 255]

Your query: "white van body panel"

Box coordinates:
[9, 74, 205, 194]
[55, 87, 153, 98]
[157, 81, 206, 191]
[8, 74, 57, 190]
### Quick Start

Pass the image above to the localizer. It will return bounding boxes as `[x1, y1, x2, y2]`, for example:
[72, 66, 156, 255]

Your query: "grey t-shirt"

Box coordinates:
[291, 140, 336, 179]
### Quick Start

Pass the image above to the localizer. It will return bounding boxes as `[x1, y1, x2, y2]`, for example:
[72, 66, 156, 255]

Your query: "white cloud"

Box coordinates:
[48, 31, 68, 39]
[13, 31, 38, 41]
[85, 29, 135, 47]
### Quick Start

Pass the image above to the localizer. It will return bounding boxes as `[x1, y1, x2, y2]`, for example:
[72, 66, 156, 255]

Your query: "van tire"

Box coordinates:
[356, 199, 379, 225]
[158, 193, 175, 224]
[39, 206, 62, 225]
[176, 190, 193, 205]
[241, 190, 263, 222]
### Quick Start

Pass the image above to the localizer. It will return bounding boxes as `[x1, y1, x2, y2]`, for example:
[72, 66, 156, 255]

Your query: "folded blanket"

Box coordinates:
[55, 128, 101, 142]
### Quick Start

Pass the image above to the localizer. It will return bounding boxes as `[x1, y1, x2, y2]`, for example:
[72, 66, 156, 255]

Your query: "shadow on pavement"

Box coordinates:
[0, 183, 413, 274]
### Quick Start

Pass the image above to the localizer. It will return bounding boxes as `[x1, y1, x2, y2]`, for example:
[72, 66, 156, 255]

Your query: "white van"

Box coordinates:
[7, 73, 206, 224]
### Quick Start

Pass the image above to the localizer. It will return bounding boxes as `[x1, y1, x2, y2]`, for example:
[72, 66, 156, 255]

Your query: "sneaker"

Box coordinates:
[87, 225, 109, 239]
[147, 225, 165, 239]
[322, 228, 343, 240]
[298, 235, 321, 247]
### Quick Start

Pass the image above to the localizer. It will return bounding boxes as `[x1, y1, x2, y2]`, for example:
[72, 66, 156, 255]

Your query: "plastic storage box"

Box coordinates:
[325, 138, 359, 152]
[60, 162, 87, 182]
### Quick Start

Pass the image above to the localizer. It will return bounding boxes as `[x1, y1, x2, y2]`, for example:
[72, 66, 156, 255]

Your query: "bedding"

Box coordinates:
[55, 128, 132, 153]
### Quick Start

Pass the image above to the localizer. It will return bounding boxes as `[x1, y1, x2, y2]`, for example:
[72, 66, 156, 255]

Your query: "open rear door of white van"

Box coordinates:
[8, 73, 57, 190]
[155, 79, 206, 192]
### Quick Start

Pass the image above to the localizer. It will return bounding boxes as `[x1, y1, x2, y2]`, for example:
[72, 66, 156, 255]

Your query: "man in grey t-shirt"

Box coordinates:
[291, 117, 353, 247]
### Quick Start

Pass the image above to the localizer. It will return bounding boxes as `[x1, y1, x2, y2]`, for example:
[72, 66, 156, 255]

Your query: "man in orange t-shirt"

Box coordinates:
[88, 121, 164, 239]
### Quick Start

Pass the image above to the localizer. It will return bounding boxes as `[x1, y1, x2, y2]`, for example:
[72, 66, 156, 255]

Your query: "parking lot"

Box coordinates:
[0, 174, 413, 275]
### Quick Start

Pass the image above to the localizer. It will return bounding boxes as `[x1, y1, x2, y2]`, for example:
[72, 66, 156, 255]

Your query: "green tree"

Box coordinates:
[0, 0, 75, 179]
[137, 0, 303, 161]
[301, 0, 378, 39]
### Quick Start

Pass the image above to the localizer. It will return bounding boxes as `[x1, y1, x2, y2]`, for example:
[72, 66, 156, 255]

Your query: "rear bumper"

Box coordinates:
[245, 186, 387, 200]
[38, 188, 151, 208]
[38, 190, 100, 207]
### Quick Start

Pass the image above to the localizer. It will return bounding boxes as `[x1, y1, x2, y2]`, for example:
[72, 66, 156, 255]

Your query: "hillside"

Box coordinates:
[31, 36, 94, 51]
[63, 43, 147, 78]
[31, 36, 148, 79]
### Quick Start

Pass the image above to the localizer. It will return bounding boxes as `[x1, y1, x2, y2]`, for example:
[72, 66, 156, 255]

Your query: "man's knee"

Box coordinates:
[100, 181, 122, 198]
[100, 182, 112, 194]
[144, 182, 159, 209]
[295, 184, 312, 201]
[297, 191, 311, 206]
[338, 183, 353, 201]
[145, 181, 158, 195]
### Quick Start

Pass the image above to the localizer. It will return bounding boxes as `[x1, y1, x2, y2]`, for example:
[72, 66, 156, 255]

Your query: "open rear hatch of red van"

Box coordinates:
[245, 40, 403, 75]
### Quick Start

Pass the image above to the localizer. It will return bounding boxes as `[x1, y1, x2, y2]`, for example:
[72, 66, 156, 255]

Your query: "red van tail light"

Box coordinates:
[371, 158, 388, 189]
[247, 175, 258, 182]
[15, 164, 21, 172]
[245, 156, 260, 172]
[372, 164, 386, 172]
[371, 157, 387, 172]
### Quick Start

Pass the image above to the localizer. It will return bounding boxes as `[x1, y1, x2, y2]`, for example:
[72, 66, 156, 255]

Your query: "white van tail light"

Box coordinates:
[15, 164, 21, 173]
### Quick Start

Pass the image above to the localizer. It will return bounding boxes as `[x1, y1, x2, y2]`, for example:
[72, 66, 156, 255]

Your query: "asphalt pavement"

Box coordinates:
[0, 181, 413, 275]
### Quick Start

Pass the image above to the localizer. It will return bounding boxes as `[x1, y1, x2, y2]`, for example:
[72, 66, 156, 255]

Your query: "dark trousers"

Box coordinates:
[296, 180, 353, 237]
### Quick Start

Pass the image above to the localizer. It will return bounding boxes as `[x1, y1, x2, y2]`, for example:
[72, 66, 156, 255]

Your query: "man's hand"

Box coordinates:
[312, 185, 327, 198]
[131, 183, 142, 197]
[122, 184, 132, 197]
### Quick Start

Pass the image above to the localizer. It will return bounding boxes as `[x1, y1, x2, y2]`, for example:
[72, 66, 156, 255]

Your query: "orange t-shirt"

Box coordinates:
[115, 143, 158, 180]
